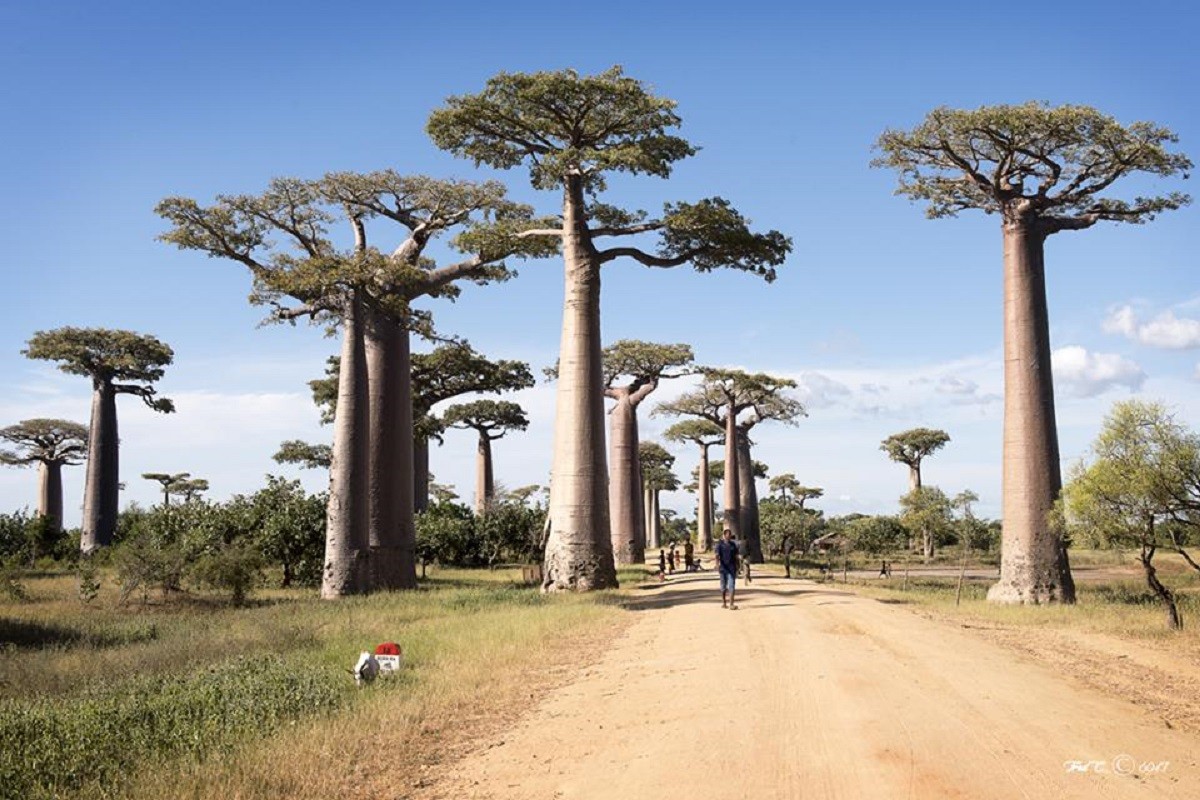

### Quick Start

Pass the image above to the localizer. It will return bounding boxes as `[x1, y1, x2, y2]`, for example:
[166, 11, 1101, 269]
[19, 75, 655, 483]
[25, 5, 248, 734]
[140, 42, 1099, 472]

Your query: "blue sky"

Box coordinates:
[2, 1, 1197, 525]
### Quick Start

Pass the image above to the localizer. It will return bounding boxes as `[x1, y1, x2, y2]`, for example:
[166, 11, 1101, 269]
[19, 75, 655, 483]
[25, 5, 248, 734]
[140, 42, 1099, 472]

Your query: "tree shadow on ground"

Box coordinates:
[618, 573, 858, 612]
[0, 617, 159, 650]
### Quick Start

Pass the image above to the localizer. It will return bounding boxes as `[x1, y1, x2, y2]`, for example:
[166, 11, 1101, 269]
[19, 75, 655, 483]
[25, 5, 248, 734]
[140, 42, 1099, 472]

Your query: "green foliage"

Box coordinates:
[760, 498, 823, 556]
[112, 530, 188, 605]
[427, 66, 695, 191]
[1, 559, 29, 602]
[873, 102, 1191, 225]
[476, 501, 546, 566]
[415, 501, 480, 570]
[443, 399, 529, 438]
[844, 515, 908, 557]
[662, 418, 723, 448]
[190, 541, 265, 605]
[246, 476, 327, 588]
[0, 654, 342, 800]
[0, 510, 69, 564]
[77, 558, 100, 605]
[880, 428, 950, 469]
[428, 67, 792, 278]
[639, 441, 679, 491]
[656, 368, 804, 431]
[1064, 400, 1200, 553]
[23, 328, 175, 412]
[601, 339, 694, 389]
[0, 419, 88, 466]
[899, 486, 954, 546]
[273, 439, 332, 470]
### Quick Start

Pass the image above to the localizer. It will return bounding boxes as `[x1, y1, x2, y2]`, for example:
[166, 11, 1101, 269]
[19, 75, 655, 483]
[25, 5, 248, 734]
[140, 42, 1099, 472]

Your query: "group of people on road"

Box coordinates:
[657, 539, 697, 576]
[655, 529, 748, 611]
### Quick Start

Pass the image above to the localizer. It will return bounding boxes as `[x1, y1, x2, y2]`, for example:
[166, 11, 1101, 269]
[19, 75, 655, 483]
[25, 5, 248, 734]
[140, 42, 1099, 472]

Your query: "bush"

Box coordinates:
[112, 531, 188, 605]
[190, 542, 264, 605]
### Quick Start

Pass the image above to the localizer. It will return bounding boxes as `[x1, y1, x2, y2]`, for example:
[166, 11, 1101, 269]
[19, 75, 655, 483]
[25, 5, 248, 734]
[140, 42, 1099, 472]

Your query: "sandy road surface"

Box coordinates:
[422, 571, 1198, 800]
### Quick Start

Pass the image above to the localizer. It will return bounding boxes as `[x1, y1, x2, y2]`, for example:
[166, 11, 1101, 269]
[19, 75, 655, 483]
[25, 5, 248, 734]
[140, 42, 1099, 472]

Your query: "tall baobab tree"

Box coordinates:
[639, 442, 678, 551]
[880, 428, 950, 493]
[0, 419, 88, 536]
[429, 67, 791, 591]
[442, 400, 529, 515]
[159, 174, 546, 596]
[602, 340, 693, 564]
[875, 103, 1191, 604]
[657, 368, 802, 561]
[24, 328, 174, 552]
[664, 419, 723, 551]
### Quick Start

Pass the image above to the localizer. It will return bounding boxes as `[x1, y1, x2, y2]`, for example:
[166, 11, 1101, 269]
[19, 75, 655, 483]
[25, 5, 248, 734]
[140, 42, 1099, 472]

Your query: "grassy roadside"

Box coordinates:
[1, 566, 651, 800]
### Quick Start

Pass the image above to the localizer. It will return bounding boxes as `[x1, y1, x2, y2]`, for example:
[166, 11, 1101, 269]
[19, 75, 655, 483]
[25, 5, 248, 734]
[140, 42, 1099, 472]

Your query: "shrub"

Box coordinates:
[190, 542, 264, 605]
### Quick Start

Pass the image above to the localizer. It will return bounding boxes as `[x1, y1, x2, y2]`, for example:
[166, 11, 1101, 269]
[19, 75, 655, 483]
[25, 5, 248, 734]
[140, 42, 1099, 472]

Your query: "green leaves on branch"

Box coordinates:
[0, 419, 88, 467]
[24, 328, 174, 412]
[658, 198, 790, 281]
[427, 66, 695, 191]
[880, 428, 950, 468]
[873, 102, 1191, 228]
[442, 400, 529, 439]
[601, 340, 694, 390]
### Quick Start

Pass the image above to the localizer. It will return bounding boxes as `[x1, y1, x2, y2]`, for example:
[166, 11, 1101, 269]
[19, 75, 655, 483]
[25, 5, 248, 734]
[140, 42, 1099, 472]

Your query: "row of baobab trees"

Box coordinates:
[10, 66, 1191, 605]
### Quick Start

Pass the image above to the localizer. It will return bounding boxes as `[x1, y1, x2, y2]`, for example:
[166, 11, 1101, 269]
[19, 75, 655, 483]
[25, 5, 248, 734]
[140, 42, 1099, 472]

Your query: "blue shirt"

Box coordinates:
[716, 539, 739, 573]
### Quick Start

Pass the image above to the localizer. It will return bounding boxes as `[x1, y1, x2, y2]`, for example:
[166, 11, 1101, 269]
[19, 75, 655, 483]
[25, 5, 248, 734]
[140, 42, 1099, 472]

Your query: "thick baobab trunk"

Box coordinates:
[988, 219, 1076, 604]
[542, 177, 618, 591]
[475, 432, 494, 516]
[364, 309, 417, 590]
[38, 461, 64, 536]
[697, 444, 713, 551]
[722, 402, 741, 540]
[607, 393, 644, 564]
[322, 294, 371, 598]
[413, 437, 430, 513]
[908, 464, 921, 493]
[737, 432, 763, 562]
[81, 379, 118, 552]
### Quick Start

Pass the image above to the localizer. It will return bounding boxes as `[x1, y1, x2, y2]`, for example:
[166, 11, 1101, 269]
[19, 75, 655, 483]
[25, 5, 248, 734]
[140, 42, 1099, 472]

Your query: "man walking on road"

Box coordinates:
[716, 528, 739, 609]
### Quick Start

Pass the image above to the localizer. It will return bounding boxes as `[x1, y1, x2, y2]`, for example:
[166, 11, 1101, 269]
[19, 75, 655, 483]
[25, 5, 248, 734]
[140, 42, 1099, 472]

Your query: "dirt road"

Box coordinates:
[423, 572, 1199, 799]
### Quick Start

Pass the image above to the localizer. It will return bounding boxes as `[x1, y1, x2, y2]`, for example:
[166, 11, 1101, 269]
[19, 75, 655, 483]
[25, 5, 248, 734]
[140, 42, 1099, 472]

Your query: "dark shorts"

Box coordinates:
[719, 569, 736, 592]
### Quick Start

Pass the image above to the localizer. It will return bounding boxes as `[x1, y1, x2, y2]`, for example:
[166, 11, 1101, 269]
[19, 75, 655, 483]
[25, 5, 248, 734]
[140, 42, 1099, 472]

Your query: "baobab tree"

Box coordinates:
[880, 428, 950, 492]
[170, 478, 208, 503]
[657, 368, 802, 561]
[24, 328, 174, 552]
[159, 174, 547, 596]
[601, 340, 693, 564]
[0, 419, 88, 536]
[274, 440, 333, 470]
[302, 343, 534, 512]
[442, 400, 529, 515]
[429, 67, 791, 591]
[639, 442, 678, 551]
[875, 103, 1191, 604]
[664, 419, 723, 551]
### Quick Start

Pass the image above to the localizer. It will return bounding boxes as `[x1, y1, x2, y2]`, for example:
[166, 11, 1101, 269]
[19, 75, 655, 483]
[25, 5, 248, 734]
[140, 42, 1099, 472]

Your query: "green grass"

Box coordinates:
[839, 551, 1200, 642]
[0, 565, 629, 800]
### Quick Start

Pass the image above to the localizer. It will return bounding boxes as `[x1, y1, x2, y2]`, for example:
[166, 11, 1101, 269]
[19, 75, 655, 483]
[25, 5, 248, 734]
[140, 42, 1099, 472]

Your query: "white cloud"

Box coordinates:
[794, 372, 853, 409]
[1104, 305, 1200, 349]
[1052, 346, 1145, 398]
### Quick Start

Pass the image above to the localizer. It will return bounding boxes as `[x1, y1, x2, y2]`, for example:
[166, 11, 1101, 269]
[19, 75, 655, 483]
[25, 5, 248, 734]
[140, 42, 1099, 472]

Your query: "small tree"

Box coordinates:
[899, 486, 953, 563]
[142, 472, 191, 509]
[875, 103, 1190, 605]
[845, 515, 908, 577]
[273, 440, 332, 470]
[24, 328, 174, 552]
[0, 419, 88, 537]
[1064, 400, 1200, 629]
[442, 400, 529, 515]
[430, 67, 791, 591]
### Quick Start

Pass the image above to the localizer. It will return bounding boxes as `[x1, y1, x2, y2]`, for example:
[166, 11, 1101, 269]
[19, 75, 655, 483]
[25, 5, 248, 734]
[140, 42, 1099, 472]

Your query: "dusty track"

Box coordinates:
[422, 571, 1199, 799]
